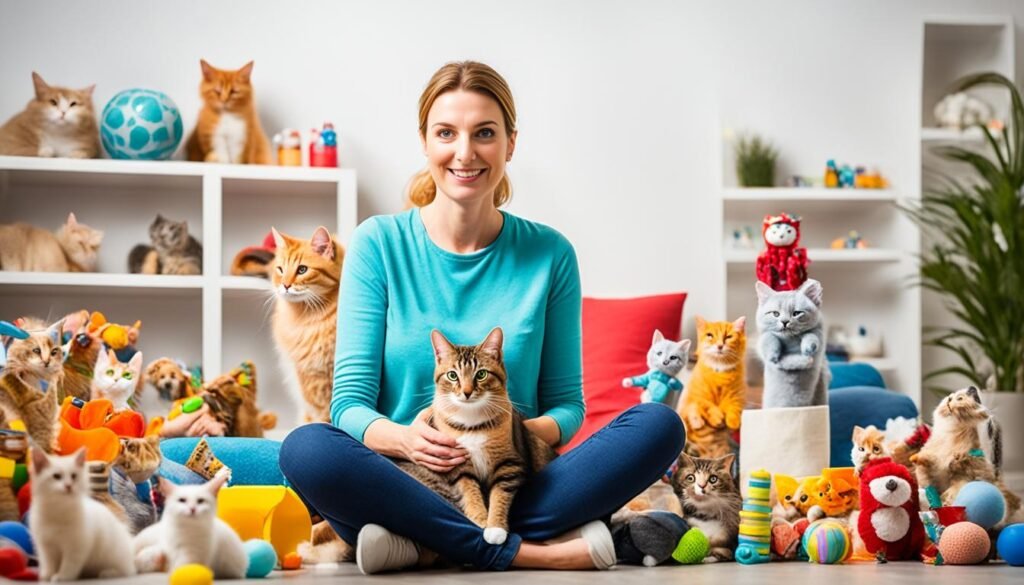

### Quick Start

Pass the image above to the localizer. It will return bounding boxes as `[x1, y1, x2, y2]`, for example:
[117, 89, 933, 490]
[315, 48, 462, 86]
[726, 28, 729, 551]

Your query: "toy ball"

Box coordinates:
[0, 547, 27, 577]
[997, 523, 1024, 566]
[953, 481, 1006, 530]
[672, 527, 709, 565]
[938, 521, 990, 565]
[281, 551, 303, 570]
[0, 522, 33, 557]
[100, 88, 183, 160]
[244, 538, 277, 578]
[801, 520, 851, 564]
[169, 563, 213, 585]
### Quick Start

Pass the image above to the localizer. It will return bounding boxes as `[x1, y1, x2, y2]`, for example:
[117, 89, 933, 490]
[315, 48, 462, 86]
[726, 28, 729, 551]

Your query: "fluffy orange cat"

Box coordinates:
[678, 317, 747, 458]
[185, 60, 270, 164]
[271, 227, 344, 422]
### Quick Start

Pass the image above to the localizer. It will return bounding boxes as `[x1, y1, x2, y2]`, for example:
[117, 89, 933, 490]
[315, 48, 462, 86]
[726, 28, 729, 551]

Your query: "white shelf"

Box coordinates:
[0, 155, 352, 182]
[219, 276, 272, 291]
[0, 271, 203, 289]
[722, 187, 897, 202]
[724, 248, 903, 264]
[921, 126, 988, 143]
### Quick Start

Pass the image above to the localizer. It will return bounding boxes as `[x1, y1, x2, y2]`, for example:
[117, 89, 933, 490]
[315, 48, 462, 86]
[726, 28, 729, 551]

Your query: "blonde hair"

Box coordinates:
[407, 61, 516, 208]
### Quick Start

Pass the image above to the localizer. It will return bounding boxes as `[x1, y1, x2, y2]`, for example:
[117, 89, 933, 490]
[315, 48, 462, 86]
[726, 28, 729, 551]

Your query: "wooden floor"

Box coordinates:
[83, 560, 1022, 584]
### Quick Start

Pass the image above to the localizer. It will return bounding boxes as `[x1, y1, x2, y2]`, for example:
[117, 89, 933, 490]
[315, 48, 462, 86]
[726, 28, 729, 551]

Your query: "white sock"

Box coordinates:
[355, 524, 420, 575]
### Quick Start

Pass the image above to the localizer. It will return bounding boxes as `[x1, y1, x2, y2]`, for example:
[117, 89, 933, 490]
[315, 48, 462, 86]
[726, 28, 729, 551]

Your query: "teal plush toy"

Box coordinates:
[621, 330, 690, 404]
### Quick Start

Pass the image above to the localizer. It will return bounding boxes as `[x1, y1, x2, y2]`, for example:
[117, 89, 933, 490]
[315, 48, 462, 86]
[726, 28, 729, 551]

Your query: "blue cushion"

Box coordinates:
[828, 362, 886, 390]
[828, 386, 918, 467]
[160, 437, 285, 486]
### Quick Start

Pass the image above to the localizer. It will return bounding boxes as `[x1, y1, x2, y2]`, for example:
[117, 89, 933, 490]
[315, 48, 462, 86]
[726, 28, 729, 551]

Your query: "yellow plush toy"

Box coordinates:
[88, 312, 141, 353]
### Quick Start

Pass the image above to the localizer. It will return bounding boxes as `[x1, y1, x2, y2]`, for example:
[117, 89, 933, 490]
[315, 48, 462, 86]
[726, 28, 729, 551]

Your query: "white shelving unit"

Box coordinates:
[0, 155, 357, 427]
[719, 159, 921, 402]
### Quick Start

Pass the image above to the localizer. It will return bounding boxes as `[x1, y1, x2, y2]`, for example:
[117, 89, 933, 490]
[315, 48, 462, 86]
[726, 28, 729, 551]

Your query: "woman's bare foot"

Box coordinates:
[512, 538, 596, 570]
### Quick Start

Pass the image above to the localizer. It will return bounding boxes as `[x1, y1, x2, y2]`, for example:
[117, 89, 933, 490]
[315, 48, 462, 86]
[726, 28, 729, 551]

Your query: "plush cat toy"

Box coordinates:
[622, 330, 691, 404]
[755, 213, 809, 292]
[857, 457, 925, 562]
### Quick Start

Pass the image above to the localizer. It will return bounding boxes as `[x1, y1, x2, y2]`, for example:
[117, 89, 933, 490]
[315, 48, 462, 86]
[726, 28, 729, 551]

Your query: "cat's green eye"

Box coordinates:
[296, 265, 308, 275]
[106, 369, 115, 377]
[475, 370, 488, 381]
[710, 476, 718, 484]
[446, 371, 458, 382]
[122, 372, 132, 380]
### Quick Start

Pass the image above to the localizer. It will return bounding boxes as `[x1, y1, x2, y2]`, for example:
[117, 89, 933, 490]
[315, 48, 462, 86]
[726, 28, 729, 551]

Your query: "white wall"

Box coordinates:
[3, 0, 1023, 392]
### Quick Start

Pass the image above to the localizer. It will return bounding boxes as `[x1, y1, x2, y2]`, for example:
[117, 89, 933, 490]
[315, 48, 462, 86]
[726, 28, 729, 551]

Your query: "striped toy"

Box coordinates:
[736, 469, 772, 564]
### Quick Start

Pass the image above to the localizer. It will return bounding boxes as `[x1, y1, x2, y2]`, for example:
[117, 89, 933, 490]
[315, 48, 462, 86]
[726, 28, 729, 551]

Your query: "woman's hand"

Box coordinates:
[398, 410, 468, 473]
[523, 415, 561, 447]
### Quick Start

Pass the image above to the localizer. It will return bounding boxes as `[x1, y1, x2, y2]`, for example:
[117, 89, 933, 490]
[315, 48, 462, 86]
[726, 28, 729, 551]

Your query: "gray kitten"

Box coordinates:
[622, 330, 691, 404]
[755, 279, 830, 408]
[128, 214, 202, 275]
[670, 453, 741, 562]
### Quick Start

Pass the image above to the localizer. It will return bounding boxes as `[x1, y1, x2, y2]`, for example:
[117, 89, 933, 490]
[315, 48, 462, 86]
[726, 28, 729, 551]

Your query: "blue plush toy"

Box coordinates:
[622, 330, 691, 404]
[0, 320, 30, 370]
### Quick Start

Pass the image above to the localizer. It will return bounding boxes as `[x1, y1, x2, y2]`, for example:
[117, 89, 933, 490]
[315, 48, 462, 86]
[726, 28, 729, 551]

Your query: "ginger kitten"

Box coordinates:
[0, 72, 100, 158]
[851, 425, 890, 475]
[185, 60, 270, 164]
[271, 226, 343, 422]
[0, 213, 103, 273]
[679, 316, 747, 458]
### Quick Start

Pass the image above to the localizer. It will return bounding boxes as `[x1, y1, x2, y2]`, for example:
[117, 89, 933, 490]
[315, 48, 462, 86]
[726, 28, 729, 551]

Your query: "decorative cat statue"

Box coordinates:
[622, 330, 691, 404]
[755, 279, 829, 408]
[185, 60, 271, 164]
[0, 72, 100, 158]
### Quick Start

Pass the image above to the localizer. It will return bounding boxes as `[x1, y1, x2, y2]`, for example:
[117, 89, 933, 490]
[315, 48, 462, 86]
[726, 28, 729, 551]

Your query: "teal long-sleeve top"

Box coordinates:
[330, 208, 585, 446]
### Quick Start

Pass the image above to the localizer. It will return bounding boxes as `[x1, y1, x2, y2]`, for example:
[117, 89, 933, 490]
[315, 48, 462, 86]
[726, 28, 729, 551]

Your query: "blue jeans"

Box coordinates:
[279, 402, 685, 570]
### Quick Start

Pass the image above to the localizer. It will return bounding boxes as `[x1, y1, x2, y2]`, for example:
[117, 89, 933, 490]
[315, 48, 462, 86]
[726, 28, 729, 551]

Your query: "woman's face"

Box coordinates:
[421, 89, 516, 205]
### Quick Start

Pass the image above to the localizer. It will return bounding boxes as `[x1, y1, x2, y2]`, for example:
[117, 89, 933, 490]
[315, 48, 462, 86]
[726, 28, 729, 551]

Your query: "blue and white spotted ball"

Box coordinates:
[100, 89, 183, 160]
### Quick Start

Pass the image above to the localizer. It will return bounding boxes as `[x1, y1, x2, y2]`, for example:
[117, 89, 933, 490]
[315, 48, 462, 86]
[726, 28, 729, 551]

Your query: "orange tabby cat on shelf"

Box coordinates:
[678, 316, 747, 458]
[185, 60, 270, 164]
[0, 72, 100, 158]
[271, 227, 344, 422]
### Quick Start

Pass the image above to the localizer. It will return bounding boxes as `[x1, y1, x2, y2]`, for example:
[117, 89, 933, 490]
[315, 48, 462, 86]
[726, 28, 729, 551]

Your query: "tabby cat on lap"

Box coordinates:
[0, 72, 100, 158]
[185, 60, 271, 164]
[128, 214, 203, 275]
[396, 328, 557, 545]
[271, 227, 343, 423]
[670, 453, 741, 562]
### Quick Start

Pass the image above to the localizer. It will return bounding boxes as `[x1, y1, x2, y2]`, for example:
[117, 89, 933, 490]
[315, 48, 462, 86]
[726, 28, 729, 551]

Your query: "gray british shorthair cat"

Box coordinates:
[622, 330, 691, 404]
[755, 279, 830, 408]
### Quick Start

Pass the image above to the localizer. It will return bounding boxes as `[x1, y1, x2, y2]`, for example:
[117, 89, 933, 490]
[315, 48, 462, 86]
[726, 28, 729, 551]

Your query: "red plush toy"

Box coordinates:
[755, 213, 809, 291]
[858, 457, 926, 562]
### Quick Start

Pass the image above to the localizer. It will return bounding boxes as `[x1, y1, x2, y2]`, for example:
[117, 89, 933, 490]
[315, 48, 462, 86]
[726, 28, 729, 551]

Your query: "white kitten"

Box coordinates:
[29, 448, 136, 581]
[90, 349, 143, 410]
[132, 471, 248, 578]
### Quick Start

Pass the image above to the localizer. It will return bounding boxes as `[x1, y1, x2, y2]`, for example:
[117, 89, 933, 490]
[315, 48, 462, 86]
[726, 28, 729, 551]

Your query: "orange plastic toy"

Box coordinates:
[57, 397, 146, 461]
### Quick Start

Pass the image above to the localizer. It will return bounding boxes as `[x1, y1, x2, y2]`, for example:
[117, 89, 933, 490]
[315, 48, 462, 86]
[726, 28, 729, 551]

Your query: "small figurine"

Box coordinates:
[730, 226, 756, 249]
[755, 212, 809, 291]
[831, 230, 867, 250]
[838, 164, 855, 188]
[824, 160, 839, 188]
[273, 129, 302, 166]
[622, 330, 690, 405]
[309, 122, 338, 168]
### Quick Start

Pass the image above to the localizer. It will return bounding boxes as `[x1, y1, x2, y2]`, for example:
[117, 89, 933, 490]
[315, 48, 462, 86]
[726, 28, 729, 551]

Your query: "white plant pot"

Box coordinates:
[982, 391, 1024, 478]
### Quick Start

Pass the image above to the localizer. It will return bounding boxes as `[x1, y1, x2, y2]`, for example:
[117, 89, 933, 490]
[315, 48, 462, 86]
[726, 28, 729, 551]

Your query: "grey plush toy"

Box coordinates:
[611, 511, 709, 566]
[755, 279, 830, 408]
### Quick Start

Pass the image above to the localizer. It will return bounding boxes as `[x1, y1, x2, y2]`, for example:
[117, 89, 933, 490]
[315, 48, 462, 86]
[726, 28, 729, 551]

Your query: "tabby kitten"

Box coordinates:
[128, 214, 203, 275]
[680, 317, 747, 458]
[0, 213, 103, 272]
[0, 72, 100, 158]
[0, 318, 65, 452]
[185, 60, 271, 164]
[912, 386, 1022, 517]
[671, 453, 742, 562]
[397, 328, 557, 545]
[271, 227, 343, 423]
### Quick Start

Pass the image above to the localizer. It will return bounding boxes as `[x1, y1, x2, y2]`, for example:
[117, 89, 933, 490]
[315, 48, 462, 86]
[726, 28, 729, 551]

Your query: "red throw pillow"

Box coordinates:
[563, 292, 686, 451]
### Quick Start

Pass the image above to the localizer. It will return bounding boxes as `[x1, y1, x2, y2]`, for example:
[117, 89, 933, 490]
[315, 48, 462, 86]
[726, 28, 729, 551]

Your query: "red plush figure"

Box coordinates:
[858, 458, 926, 562]
[755, 213, 809, 291]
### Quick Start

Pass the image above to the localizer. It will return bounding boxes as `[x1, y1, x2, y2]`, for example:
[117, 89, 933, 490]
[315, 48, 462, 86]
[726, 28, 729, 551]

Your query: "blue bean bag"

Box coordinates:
[159, 437, 285, 486]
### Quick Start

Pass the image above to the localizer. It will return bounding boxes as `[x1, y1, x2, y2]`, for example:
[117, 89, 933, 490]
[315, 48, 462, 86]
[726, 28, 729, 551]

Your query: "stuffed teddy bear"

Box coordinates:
[857, 457, 925, 562]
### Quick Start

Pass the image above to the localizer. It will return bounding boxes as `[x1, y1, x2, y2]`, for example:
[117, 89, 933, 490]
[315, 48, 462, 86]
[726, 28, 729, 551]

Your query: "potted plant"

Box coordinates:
[735, 133, 778, 187]
[905, 72, 1024, 475]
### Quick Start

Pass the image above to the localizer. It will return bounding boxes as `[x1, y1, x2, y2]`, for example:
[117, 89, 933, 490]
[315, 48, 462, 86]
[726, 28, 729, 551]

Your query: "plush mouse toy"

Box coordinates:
[857, 457, 925, 562]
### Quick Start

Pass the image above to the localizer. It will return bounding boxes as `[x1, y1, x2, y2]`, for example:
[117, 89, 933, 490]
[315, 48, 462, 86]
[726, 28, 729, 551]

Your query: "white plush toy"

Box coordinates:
[934, 92, 993, 130]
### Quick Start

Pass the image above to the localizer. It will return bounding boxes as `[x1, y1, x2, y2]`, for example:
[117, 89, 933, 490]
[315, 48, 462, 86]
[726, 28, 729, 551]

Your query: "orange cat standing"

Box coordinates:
[186, 60, 270, 164]
[679, 317, 747, 458]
